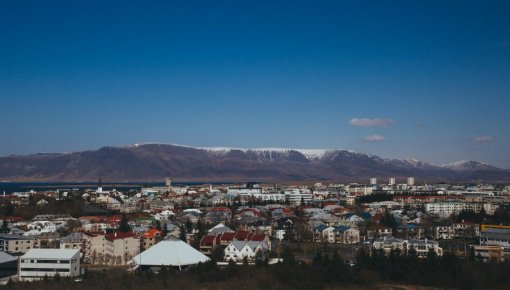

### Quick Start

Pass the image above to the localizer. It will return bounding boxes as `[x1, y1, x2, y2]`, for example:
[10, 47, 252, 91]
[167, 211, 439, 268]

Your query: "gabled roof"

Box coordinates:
[229, 240, 269, 252]
[220, 232, 235, 241]
[200, 235, 217, 246]
[133, 240, 210, 267]
[234, 230, 250, 240]
[210, 207, 231, 213]
[208, 223, 233, 235]
[208, 223, 226, 232]
[314, 224, 329, 232]
[60, 232, 85, 243]
[361, 212, 372, 219]
[333, 226, 351, 233]
[249, 234, 266, 242]
[230, 240, 248, 251]
[142, 229, 161, 239]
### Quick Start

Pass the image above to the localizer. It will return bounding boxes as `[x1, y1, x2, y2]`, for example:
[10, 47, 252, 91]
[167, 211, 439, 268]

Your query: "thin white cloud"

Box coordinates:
[350, 118, 395, 127]
[473, 136, 494, 142]
[364, 134, 386, 142]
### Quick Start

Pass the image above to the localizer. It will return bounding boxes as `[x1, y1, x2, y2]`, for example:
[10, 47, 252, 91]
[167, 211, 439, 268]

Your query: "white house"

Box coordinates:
[18, 249, 80, 281]
[314, 225, 336, 243]
[373, 237, 443, 257]
[154, 210, 175, 221]
[95, 196, 122, 210]
[334, 227, 360, 244]
[224, 240, 270, 262]
[314, 225, 360, 244]
[23, 221, 64, 236]
[433, 225, 455, 240]
[373, 236, 407, 253]
[408, 239, 443, 257]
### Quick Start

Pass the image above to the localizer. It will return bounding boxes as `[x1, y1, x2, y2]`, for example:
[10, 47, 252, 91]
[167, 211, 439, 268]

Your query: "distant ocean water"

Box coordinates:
[0, 181, 224, 194]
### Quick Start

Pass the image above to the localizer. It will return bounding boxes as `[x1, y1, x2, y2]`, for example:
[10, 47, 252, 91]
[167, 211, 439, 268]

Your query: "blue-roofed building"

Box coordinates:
[397, 223, 425, 239]
[314, 224, 359, 244]
[333, 226, 360, 244]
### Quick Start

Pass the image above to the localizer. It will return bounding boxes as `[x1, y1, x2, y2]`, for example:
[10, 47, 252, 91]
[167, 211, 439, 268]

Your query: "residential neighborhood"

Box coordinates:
[0, 177, 508, 288]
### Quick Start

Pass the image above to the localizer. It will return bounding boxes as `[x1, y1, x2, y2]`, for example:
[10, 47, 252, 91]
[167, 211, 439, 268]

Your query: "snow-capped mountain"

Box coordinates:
[0, 143, 507, 182]
[442, 160, 501, 172]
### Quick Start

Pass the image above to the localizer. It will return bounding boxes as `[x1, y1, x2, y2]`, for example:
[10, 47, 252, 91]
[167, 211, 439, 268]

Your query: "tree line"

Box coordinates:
[5, 246, 510, 290]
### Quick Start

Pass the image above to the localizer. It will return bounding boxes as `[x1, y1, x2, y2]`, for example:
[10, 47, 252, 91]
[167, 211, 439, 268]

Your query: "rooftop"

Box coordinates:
[21, 249, 79, 260]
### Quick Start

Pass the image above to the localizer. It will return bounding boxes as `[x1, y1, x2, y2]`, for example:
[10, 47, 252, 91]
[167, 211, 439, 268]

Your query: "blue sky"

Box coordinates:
[1, 0, 509, 168]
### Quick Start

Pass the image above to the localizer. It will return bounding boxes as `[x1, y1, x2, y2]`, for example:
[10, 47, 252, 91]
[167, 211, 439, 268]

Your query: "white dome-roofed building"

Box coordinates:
[133, 239, 210, 271]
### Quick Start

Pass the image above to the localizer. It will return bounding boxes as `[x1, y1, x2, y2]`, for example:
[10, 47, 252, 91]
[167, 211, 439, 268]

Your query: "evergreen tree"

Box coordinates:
[196, 219, 206, 239]
[381, 209, 397, 229]
[154, 220, 162, 231]
[192, 219, 206, 249]
[331, 247, 341, 268]
[162, 223, 168, 238]
[0, 219, 9, 234]
[179, 225, 187, 242]
[28, 194, 36, 207]
[211, 245, 224, 262]
[117, 213, 131, 233]
[185, 219, 193, 233]
[281, 246, 296, 265]
[313, 251, 323, 265]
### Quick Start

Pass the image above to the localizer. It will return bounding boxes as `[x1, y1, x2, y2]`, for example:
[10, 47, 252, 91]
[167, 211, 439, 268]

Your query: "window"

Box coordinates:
[21, 268, 69, 273]
[37, 260, 59, 263]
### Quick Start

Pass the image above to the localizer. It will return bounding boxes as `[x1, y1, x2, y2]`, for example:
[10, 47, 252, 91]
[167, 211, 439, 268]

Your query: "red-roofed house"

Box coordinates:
[199, 230, 271, 255]
[210, 207, 232, 214]
[234, 230, 250, 241]
[84, 231, 139, 265]
[219, 232, 236, 245]
[141, 229, 162, 250]
[200, 234, 220, 254]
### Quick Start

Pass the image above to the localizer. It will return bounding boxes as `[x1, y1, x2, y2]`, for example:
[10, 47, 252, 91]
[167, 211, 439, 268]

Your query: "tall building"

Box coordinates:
[389, 178, 396, 185]
[97, 178, 103, 193]
[165, 177, 172, 187]
[370, 178, 377, 185]
[407, 177, 415, 186]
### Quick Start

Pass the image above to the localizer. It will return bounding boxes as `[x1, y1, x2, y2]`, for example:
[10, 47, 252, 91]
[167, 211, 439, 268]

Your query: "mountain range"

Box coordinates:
[0, 143, 509, 182]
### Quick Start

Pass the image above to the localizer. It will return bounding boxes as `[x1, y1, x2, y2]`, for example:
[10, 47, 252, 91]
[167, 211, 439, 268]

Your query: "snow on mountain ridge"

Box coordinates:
[127, 143, 496, 169]
[199, 147, 333, 160]
[441, 160, 500, 171]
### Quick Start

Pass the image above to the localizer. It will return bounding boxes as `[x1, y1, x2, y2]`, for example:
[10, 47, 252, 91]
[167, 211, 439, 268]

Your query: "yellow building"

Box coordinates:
[480, 224, 510, 231]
